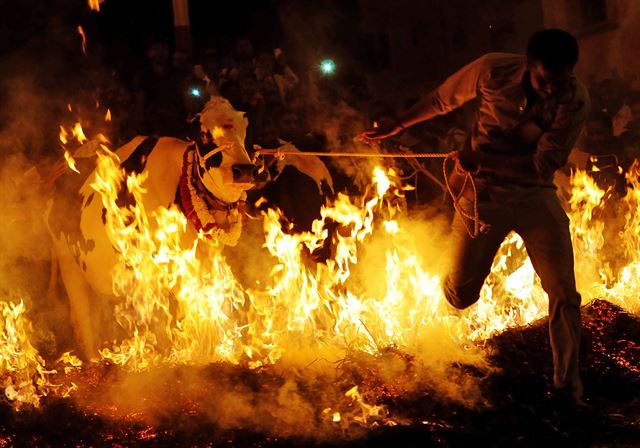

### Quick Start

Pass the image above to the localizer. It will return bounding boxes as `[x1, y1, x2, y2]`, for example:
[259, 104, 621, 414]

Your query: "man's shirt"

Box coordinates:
[424, 52, 590, 187]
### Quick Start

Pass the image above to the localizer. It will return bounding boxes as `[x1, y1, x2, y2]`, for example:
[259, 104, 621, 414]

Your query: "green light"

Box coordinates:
[320, 58, 336, 75]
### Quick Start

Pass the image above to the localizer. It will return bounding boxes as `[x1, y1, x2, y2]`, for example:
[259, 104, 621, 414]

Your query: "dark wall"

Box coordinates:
[358, 0, 545, 106]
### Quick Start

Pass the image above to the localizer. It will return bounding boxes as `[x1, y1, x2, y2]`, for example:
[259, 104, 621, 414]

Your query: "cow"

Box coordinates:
[46, 96, 333, 359]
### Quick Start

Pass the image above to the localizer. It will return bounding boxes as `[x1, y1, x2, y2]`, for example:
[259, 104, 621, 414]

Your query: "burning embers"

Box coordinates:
[1, 127, 640, 436]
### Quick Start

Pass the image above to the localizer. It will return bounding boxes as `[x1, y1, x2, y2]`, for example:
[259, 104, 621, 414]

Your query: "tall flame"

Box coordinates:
[77, 26, 87, 55]
[5, 130, 640, 422]
[1, 300, 80, 409]
[87, 146, 640, 365]
[88, 0, 102, 12]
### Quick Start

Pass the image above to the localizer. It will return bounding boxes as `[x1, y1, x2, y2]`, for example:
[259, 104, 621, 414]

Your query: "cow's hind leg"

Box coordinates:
[54, 245, 99, 360]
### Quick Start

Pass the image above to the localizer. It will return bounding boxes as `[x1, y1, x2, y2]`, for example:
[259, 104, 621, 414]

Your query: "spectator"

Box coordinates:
[255, 51, 282, 107]
[133, 41, 187, 137]
[278, 110, 303, 143]
[591, 77, 626, 115]
[223, 38, 255, 82]
[196, 47, 221, 96]
[619, 91, 640, 167]
[273, 48, 299, 105]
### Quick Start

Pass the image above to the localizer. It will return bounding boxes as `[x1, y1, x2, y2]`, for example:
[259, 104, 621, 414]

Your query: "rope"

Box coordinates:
[255, 148, 450, 159]
[254, 148, 488, 238]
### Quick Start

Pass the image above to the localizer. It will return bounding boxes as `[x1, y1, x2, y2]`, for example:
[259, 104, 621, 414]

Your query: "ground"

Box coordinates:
[1, 299, 638, 447]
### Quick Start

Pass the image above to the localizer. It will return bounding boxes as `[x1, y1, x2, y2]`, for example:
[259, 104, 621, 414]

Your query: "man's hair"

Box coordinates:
[527, 29, 579, 72]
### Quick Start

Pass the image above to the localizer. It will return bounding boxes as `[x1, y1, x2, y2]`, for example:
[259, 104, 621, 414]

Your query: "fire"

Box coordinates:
[80, 147, 560, 429]
[63, 150, 80, 173]
[59, 122, 88, 146]
[0, 300, 49, 409]
[88, 0, 102, 12]
[5, 124, 640, 426]
[77, 26, 87, 54]
[579, 161, 640, 313]
[59, 122, 89, 173]
[71, 147, 640, 408]
[0, 300, 79, 410]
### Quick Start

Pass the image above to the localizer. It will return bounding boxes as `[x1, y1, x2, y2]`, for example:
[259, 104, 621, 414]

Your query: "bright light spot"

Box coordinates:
[190, 87, 201, 97]
[319, 58, 336, 75]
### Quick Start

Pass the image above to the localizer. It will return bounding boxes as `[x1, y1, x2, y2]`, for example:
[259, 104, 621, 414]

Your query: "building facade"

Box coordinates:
[541, 0, 640, 87]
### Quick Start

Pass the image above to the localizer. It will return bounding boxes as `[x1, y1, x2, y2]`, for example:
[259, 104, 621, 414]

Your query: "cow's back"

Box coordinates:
[48, 136, 190, 296]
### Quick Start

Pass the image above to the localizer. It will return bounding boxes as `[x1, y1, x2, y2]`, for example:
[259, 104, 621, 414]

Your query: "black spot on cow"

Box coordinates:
[101, 207, 107, 225]
[117, 137, 159, 209]
[254, 165, 327, 232]
[120, 137, 159, 175]
[82, 261, 87, 272]
[197, 134, 217, 157]
[84, 192, 94, 208]
[249, 165, 335, 262]
[191, 117, 220, 163]
[86, 239, 95, 252]
[204, 150, 223, 170]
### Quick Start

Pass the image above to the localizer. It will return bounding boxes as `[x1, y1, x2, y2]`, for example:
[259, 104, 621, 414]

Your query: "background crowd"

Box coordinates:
[93, 36, 640, 203]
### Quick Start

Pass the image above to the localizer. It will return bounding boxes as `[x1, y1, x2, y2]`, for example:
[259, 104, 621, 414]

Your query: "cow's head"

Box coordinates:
[192, 97, 256, 204]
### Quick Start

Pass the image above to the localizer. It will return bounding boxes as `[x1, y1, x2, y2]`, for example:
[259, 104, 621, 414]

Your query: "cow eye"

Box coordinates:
[222, 123, 234, 130]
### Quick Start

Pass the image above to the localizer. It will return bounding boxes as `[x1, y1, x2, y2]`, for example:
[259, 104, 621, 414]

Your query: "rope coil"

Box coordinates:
[254, 148, 488, 238]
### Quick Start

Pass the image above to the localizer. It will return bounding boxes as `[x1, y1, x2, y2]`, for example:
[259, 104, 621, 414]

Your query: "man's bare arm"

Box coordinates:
[360, 55, 489, 140]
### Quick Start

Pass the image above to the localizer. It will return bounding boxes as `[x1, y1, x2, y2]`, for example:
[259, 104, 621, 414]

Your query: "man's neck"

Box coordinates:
[521, 70, 540, 107]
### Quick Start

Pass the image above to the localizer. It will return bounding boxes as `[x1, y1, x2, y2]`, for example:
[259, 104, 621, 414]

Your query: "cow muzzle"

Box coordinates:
[232, 163, 259, 183]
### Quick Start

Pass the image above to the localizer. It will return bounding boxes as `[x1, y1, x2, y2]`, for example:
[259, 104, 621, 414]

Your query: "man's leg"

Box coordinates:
[515, 189, 583, 400]
[444, 201, 511, 309]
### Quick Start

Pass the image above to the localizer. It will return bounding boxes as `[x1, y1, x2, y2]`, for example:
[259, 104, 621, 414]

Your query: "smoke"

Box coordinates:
[0, 1, 497, 438]
[0, 73, 74, 358]
[0, 2, 118, 358]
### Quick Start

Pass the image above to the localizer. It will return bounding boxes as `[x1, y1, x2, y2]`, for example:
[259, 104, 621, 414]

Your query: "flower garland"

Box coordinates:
[177, 147, 244, 246]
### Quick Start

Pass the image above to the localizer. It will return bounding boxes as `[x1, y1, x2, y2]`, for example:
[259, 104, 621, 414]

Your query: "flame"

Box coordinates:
[577, 161, 640, 313]
[87, 148, 559, 426]
[1, 300, 78, 409]
[8, 120, 640, 423]
[63, 150, 80, 173]
[59, 122, 88, 146]
[88, 0, 102, 12]
[87, 149, 639, 371]
[77, 26, 87, 54]
[59, 122, 88, 173]
[105, 108, 112, 122]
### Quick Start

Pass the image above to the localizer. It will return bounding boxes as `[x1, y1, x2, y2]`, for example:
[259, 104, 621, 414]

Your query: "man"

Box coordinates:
[134, 41, 187, 138]
[361, 29, 590, 407]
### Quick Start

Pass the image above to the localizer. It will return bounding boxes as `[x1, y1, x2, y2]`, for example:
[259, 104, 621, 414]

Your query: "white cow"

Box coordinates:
[46, 96, 332, 358]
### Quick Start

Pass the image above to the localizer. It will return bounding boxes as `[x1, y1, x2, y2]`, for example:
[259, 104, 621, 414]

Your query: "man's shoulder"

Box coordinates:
[472, 53, 525, 86]
[481, 52, 524, 62]
[479, 52, 525, 69]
